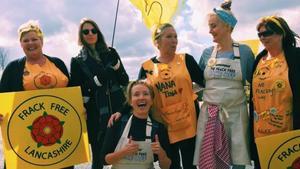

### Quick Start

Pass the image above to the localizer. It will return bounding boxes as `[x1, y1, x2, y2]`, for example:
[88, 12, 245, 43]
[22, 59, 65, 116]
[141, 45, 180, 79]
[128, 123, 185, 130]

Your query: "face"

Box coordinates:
[156, 27, 178, 54]
[82, 23, 98, 47]
[130, 84, 153, 118]
[208, 15, 231, 43]
[258, 26, 282, 51]
[20, 31, 43, 60]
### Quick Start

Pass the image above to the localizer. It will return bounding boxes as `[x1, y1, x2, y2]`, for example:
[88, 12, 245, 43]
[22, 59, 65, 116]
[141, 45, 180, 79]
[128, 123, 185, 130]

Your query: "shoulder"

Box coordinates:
[5, 57, 26, 69]
[46, 55, 65, 65]
[202, 46, 214, 56]
[239, 44, 254, 55]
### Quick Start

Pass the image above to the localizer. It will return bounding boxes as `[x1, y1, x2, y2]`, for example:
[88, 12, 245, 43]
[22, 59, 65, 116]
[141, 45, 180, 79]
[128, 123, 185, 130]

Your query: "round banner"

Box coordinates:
[268, 136, 300, 169]
[7, 95, 82, 166]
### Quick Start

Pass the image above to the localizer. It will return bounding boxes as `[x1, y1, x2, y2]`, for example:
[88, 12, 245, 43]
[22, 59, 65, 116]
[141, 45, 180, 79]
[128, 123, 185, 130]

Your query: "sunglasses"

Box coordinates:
[257, 30, 275, 38]
[82, 28, 97, 35]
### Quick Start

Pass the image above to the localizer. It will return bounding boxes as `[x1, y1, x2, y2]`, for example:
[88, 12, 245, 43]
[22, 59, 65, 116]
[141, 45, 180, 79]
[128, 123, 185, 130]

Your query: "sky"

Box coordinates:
[0, 0, 299, 79]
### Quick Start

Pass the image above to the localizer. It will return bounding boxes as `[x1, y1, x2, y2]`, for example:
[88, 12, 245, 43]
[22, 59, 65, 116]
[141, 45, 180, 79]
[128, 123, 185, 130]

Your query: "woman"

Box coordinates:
[250, 16, 300, 168]
[70, 18, 129, 169]
[110, 23, 204, 169]
[102, 80, 171, 169]
[193, 1, 254, 168]
[0, 20, 72, 169]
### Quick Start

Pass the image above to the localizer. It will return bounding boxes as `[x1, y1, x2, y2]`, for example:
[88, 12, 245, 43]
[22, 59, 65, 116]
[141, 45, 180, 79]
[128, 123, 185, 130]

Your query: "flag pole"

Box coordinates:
[111, 0, 120, 47]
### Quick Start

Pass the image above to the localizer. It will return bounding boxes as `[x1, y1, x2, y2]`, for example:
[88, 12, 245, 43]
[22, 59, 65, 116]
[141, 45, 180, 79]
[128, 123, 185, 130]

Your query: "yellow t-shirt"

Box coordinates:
[23, 58, 68, 90]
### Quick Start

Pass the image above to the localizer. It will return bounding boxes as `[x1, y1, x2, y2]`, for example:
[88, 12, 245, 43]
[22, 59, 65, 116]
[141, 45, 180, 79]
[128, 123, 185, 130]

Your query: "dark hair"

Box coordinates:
[78, 18, 109, 54]
[152, 23, 174, 43]
[221, 0, 232, 10]
[126, 79, 155, 104]
[257, 16, 299, 49]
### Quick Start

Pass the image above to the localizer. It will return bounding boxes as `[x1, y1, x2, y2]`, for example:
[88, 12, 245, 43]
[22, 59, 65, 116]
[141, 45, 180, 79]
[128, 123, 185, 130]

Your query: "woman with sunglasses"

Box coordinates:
[0, 20, 72, 169]
[193, 1, 255, 168]
[70, 18, 129, 169]
[249, 16, 300, 168]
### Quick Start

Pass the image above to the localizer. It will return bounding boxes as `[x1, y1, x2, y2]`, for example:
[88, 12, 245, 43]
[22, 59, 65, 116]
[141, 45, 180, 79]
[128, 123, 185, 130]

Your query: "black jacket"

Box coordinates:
[0, 55, 69, 92]
[249, 47, 300, 168]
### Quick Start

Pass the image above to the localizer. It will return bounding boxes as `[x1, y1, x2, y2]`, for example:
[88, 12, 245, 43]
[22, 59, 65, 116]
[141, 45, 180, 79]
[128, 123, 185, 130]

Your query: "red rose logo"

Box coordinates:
[28, 112, 64, 147]
[39, 75, 52, 86]
[291, 157, 300, 169]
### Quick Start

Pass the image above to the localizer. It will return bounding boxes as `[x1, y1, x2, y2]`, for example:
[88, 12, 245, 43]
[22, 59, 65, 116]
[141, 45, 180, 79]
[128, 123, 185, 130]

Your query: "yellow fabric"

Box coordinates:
[240, 39, 261, 56]
[129, 0, 179, 29]
[142, 54, 197, 143]
[0, 87, 90, 169]
[256, 130, 300, 169]
[23, 58, 68, 90]
[252, 53, 293, 138]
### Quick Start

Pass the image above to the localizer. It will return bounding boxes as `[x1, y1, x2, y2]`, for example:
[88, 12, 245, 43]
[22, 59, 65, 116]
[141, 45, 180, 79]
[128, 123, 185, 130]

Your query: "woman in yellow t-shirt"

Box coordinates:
[0, 20, 71, 169]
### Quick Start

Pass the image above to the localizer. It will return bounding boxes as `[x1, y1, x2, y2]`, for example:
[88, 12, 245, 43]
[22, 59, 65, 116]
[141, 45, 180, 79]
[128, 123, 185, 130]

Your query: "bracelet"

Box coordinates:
[93, 76, 102, 87]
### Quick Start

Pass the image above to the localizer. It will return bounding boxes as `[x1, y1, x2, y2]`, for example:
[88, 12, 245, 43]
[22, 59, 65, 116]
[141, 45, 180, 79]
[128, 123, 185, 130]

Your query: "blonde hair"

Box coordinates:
[151, 23, 174, 44]
[18, 20, 43, 41]
[126, 79, 155, 104]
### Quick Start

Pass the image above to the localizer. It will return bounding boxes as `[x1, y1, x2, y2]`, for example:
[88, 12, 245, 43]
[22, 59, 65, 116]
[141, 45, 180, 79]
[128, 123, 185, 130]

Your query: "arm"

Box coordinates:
[185, 54, 205, 87]
[108, 47, 129, 86]
[105, 136, 139, 164]
[151, 135, 171, 169]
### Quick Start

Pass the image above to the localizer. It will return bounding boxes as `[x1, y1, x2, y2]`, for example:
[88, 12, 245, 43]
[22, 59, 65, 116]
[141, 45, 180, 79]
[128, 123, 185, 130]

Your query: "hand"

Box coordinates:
[151, 134, 164, 156]
[108, 47, 119, 66]
[123, 136, 139, 156]
[107, 112, 122, 127]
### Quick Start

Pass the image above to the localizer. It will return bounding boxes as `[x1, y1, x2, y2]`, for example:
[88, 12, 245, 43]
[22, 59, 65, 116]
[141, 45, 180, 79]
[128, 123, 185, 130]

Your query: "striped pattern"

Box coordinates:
[198, 105, 231, 169]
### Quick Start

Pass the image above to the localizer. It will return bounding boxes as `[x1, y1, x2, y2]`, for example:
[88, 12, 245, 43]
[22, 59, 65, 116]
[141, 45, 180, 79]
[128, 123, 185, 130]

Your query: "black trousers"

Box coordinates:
[169, 136, 197, 169]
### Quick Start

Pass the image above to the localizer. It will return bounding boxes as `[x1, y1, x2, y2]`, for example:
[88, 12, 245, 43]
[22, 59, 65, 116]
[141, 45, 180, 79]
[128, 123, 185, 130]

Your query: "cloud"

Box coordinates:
[0, 0, 299, 79]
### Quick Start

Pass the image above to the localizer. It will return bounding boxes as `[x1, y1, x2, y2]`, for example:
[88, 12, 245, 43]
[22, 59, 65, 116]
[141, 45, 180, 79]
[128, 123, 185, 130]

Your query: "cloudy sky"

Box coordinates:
[0, 0, 299, 79]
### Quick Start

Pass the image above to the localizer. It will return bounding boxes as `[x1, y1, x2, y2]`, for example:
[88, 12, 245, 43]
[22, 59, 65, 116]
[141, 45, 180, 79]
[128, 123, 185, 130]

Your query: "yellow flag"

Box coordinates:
[240, 39, 261, 56]
[0, 87, 90, 169]
[130, 0, 179, 29]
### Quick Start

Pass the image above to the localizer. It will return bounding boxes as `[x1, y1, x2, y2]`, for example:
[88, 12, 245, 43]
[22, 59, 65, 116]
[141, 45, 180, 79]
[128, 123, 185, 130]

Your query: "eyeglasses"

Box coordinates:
[257, 30, 275, 38]
[82, 28, 97, 35]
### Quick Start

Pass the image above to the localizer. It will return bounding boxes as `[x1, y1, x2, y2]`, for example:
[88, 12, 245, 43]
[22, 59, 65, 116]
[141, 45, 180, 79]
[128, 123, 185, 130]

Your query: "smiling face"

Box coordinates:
[20, 31, 43, 60]
[156, 26, 178, 55]
[129, 84, 153, 119]
[258, 25, 283, 51]
[82, 22, 98, 48]
[208, 14, 231, 43]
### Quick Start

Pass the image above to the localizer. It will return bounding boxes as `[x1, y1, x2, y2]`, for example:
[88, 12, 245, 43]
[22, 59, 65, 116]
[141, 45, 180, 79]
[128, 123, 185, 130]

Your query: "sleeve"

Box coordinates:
[244, 46, 255, 83]
[100, 120, 123, 165]
[52, 57, 70, 86]
[109, 48, 129, 86]
[138, 66, 147, 79]
[69, 57, 92, 98]
[198, 47, 212, 71]
[185, 54, 205, 87]
[0, 61, 14, 92]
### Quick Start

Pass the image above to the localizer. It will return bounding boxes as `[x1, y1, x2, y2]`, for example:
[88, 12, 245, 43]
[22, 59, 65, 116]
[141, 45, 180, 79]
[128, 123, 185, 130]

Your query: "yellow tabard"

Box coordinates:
[252, 53, 293, 138]
[142, 54, 197, 143]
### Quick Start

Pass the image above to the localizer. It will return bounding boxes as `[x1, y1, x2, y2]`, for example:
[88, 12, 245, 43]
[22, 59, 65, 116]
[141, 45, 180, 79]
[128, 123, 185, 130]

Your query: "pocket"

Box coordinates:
[161, 101, 191, 131]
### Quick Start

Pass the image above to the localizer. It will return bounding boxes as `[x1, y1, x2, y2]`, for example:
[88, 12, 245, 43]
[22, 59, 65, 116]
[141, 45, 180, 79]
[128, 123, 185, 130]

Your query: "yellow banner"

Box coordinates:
[130, 0, 179, 29]
[256, 130, 300, 169]
[0, 87, 90, 169]
[240, 39, 261, 56]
